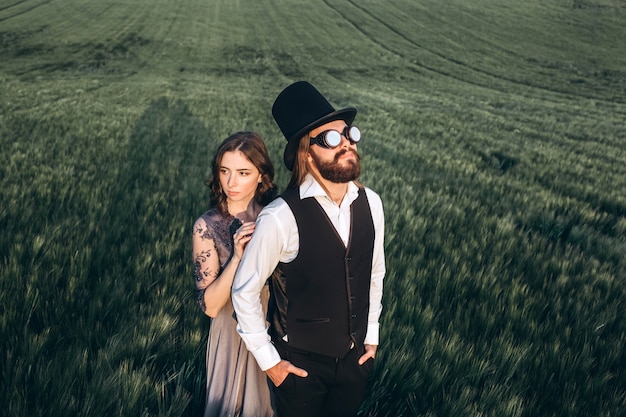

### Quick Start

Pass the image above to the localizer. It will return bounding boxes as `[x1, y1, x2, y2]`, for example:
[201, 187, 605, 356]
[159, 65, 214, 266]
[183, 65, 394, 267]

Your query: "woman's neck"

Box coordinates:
[228, 199, 261, 222]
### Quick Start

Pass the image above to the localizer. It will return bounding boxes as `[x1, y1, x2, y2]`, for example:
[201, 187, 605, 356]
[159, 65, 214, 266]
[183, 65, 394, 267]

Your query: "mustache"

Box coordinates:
[334, 149, 360, 162]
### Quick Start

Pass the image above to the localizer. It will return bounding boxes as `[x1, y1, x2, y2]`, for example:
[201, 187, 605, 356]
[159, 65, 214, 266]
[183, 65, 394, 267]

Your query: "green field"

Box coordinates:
[1, 0, 625, 416]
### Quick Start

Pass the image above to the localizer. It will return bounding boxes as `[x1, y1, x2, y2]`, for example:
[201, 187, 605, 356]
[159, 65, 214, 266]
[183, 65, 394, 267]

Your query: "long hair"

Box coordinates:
[205, 131, 277, 215]
[287, 133, 312, 189]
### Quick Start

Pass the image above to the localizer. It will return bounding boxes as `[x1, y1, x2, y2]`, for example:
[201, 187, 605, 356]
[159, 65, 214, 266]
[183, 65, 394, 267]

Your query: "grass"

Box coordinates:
[1, 0, 625, 416]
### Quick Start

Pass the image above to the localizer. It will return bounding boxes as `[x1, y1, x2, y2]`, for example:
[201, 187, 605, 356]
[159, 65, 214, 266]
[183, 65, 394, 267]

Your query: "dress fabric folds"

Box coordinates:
[200, 210, 273, 417]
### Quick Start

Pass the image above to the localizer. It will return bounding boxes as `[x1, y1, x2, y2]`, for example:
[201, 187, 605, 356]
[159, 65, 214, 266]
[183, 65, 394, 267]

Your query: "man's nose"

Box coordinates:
[341, 133, 354, 147]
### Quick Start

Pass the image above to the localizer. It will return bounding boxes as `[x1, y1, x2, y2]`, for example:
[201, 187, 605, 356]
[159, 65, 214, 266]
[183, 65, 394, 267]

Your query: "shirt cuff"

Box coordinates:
[251, 341, 282, 371]
[364, 322, 380, 346]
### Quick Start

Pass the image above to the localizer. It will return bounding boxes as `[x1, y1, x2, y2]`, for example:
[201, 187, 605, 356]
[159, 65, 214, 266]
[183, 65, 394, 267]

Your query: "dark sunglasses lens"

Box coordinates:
[324, 130, 342, 148]
[348, 126, 361, 143]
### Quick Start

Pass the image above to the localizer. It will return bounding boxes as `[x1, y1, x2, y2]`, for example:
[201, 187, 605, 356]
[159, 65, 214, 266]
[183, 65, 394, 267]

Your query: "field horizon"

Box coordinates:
[1, 0, 625, 416]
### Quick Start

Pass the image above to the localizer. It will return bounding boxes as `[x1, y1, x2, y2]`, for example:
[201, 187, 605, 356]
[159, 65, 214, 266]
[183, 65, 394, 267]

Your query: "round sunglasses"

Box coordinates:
[309, 126, 361, 149]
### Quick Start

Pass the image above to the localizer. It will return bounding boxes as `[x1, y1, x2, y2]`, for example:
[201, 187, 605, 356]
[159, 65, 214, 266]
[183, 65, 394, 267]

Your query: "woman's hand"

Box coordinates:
[232, 221, 256, 261]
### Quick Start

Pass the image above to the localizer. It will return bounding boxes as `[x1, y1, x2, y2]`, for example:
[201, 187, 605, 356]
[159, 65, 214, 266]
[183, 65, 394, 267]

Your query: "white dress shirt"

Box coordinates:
[232, 174, 385, 371]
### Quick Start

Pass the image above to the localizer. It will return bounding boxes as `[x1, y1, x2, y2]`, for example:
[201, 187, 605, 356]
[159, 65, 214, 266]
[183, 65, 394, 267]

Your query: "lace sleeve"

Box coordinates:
[192, 215, 220, 313]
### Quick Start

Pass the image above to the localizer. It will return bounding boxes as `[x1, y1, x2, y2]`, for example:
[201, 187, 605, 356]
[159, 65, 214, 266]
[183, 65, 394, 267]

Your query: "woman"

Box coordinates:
[192, 131, 277, 417]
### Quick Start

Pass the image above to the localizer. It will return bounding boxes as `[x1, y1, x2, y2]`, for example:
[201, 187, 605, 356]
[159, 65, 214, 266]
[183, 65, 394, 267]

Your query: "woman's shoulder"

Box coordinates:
[194, 208, 215, 228]
[193, 208, 234, 242]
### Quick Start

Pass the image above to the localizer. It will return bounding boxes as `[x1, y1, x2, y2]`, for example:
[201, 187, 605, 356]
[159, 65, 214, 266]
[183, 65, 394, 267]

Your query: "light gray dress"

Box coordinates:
[194, 209, 274, 417]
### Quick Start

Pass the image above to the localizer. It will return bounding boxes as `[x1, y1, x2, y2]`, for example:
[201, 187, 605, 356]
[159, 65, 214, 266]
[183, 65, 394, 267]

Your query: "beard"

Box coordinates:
[311, 148, 361, 183]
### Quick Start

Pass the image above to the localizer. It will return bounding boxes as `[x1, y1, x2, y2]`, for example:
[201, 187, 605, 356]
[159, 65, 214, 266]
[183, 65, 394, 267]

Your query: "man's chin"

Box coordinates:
[321, 164, 360, 183]
[312, 150, 361, 183]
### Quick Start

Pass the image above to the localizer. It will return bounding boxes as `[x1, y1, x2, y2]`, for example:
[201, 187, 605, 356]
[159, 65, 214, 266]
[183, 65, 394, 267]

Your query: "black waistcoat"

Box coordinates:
[269, 186, 375, 358]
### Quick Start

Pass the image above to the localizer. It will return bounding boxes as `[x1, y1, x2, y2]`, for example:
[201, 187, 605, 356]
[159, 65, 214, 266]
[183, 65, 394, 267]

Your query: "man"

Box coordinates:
[232, 81, 385, 417]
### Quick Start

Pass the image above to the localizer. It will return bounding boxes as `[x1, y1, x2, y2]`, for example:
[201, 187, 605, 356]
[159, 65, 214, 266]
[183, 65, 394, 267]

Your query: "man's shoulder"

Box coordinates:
[363, 186, 382, 204]
[256, 196, 297, 242]
[361, 186, 384, 222]
[258, 195, 291, 219]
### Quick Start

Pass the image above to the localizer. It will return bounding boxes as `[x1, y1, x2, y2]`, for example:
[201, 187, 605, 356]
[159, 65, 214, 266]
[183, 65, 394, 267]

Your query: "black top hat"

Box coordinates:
[272, 81, 357, 170]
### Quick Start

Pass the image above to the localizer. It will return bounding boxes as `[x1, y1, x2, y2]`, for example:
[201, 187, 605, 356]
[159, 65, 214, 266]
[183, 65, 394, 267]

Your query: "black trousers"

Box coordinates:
[272, 340, 374, 417]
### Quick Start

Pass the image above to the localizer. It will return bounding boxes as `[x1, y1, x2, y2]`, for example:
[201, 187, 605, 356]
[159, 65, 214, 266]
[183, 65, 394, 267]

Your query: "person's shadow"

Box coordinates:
[110, 96, 213, 238]
[107, 96, 213, 413]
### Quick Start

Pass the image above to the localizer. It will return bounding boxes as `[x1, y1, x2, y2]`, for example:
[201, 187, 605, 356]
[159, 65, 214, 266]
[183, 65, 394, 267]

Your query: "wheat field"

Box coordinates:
[1, 0, 625, 416]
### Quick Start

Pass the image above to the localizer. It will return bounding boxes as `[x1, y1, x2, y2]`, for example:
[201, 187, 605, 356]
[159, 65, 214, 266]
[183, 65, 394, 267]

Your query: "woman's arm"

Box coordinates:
[192, 217, 255, 318]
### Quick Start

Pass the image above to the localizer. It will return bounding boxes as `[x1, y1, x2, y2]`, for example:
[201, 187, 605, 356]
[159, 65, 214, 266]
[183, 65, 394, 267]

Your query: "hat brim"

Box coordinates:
[283, 107, 357, 170]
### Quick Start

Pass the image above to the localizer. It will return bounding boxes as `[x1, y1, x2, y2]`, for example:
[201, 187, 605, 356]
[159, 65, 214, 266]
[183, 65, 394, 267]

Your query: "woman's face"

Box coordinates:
[219, 150, 262, 207]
